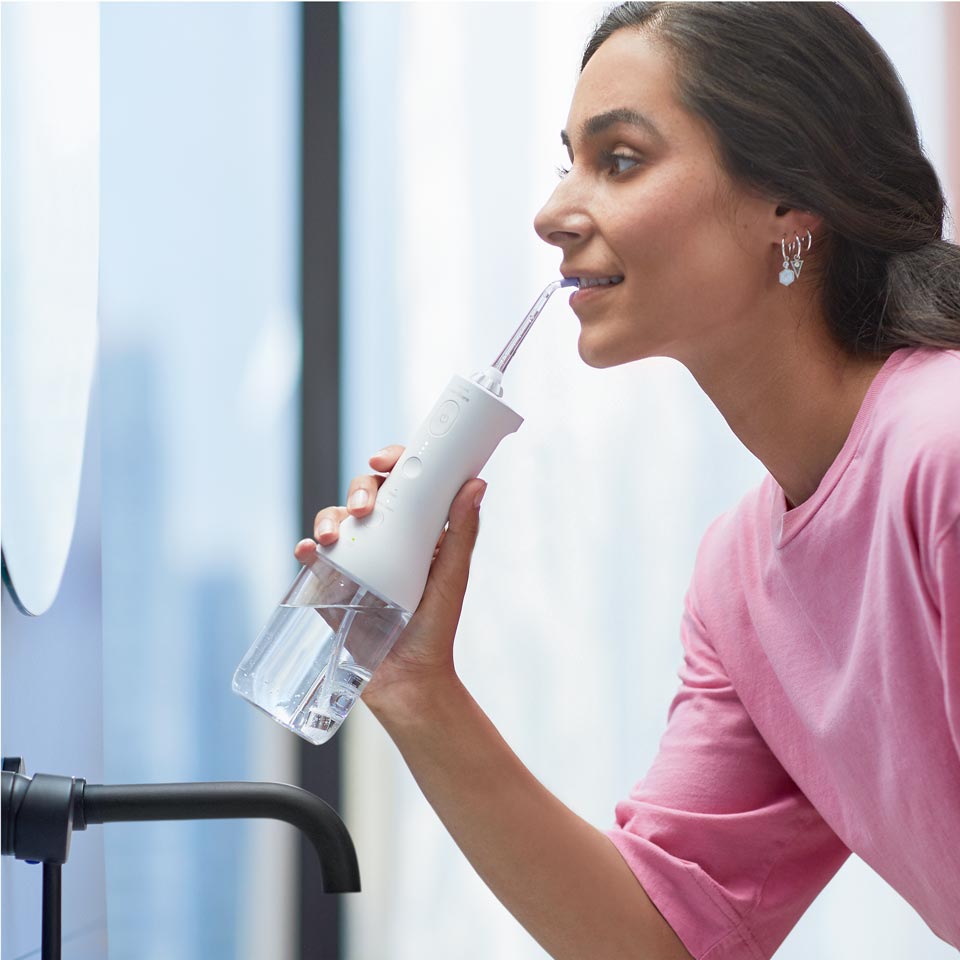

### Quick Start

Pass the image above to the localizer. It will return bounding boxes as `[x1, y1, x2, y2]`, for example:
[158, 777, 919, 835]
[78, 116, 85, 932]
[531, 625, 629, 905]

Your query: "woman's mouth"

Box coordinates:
[569, 275, 624, 307]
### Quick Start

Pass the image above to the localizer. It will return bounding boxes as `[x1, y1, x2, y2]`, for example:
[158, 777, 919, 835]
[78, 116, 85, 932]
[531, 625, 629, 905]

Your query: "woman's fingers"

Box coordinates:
[294, 538, 319, 564]
[342, 445, 406, 518]
[303, 444, 407, 552]
[369, 444, 404, 471]
[313, 505, 351, 544]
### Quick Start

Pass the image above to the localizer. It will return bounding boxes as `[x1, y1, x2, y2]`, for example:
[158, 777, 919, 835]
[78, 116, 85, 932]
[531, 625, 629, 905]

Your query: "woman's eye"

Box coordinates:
[602, 151, 641, 176]
[555, 152, 640, 180]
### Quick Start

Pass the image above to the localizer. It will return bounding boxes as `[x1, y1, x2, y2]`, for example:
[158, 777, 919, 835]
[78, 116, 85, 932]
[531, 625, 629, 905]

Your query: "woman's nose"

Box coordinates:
[534, 178, 592, 250]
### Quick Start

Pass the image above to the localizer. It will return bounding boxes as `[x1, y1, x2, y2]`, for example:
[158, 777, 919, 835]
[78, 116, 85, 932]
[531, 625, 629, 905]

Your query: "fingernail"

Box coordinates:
[473, 484, 487, 510]
[317, 518, 335, 538]
[348, 489, 369, 510]
[372, 448, 390, 459]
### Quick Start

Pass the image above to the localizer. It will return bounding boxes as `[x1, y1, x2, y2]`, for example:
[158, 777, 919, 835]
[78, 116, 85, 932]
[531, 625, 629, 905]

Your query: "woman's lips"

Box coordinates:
[569, 278, 624, 308]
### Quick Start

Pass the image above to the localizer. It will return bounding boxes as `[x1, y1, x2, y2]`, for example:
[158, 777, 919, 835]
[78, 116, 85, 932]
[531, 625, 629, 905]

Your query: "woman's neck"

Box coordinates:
[682, 319, 888, 511]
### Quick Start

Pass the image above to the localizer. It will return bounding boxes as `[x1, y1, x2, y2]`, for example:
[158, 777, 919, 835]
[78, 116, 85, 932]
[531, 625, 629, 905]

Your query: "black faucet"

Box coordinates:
[1, 758, 360, 959]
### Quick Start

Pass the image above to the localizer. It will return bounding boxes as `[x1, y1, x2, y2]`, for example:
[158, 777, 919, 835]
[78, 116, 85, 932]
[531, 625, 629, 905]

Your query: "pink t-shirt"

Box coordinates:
[607, 346, 960, 959]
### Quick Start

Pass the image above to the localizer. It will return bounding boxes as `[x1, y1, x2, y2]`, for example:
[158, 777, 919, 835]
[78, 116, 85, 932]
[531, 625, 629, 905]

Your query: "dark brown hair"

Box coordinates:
[583, 2, 960, 357]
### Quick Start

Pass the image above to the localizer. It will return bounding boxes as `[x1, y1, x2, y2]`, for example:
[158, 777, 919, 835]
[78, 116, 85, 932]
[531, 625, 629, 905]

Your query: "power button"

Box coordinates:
[429, 399, 460, 437]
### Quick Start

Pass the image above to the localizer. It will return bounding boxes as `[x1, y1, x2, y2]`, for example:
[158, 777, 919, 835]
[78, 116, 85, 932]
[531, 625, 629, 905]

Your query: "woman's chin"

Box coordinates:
[577, 332, 633, 369]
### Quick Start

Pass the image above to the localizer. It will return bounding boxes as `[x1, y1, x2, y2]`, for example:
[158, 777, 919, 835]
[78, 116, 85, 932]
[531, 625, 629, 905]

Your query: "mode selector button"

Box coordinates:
[429, 400, 460, 437]
[402, 456, 423, 478]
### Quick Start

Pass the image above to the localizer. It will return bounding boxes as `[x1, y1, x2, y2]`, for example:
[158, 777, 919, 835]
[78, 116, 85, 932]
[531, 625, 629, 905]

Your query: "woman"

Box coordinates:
[296, 4, 960, 958]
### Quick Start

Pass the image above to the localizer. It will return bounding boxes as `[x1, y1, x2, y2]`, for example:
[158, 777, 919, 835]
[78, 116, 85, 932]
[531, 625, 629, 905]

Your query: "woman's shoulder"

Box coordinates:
[872, 346, 960, 466]
[876, 346, 960, 443]
[688, 482, 768, 583]
[870, 346, 960, 539]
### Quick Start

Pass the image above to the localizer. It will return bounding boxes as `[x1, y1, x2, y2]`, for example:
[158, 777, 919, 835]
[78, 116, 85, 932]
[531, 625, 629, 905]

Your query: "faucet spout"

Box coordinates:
[77, 780, 360, 893]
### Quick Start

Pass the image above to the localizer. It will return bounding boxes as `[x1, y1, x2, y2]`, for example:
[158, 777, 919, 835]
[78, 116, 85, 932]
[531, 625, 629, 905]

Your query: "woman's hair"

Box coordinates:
[583, 2, 960, 357]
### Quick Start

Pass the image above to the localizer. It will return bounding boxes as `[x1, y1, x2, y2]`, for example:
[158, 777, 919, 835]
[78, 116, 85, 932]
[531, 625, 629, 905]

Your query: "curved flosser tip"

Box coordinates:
[484, 277, 581, 382]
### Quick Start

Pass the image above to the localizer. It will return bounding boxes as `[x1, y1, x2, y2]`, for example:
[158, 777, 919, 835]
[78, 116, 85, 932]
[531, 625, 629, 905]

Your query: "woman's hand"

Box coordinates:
[293, 444, 487, 716]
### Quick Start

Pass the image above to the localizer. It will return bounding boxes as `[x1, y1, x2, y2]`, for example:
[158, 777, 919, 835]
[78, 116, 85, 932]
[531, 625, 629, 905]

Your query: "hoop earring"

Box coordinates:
[779, 229, 813, 286]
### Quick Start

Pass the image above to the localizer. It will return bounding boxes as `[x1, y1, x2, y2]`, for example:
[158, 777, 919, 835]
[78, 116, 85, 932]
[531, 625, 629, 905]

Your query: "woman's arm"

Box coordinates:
[304, 445, 690, 960]
[369, 673, 692, 960]
[304, 448, 693, 959]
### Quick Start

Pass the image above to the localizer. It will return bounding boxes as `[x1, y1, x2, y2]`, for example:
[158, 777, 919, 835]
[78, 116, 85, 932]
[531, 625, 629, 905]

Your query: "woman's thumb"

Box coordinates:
[418, 480, 487, 617]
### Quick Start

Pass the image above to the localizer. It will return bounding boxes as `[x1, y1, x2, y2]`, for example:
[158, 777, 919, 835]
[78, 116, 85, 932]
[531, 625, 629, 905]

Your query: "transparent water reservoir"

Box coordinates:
[233, 554, 411, 745]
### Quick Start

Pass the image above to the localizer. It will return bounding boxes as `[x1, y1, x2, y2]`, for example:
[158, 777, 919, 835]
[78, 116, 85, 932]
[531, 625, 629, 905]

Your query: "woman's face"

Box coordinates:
[535, 28, 781, 369]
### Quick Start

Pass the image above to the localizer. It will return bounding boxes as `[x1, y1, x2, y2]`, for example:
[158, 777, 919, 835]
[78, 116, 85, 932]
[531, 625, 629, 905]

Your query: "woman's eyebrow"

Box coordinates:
[560, 108, 665, 148]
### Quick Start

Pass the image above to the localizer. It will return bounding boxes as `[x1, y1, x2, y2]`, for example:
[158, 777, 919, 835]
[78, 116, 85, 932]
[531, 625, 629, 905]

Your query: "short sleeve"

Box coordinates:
[933, 519, 960, 757]
[605, 593, 850, 960]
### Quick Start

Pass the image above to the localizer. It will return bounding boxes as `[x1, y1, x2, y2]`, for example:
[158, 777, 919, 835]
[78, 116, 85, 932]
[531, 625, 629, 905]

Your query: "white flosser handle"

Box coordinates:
[315, 373, 523, 613]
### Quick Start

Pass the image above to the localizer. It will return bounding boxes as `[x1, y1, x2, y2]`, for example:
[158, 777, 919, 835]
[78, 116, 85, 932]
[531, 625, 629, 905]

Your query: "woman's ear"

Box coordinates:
[773, 204, 823, 239]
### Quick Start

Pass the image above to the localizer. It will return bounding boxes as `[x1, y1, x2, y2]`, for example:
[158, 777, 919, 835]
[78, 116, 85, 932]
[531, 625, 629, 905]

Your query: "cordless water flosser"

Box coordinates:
[233, 278, 579, 744]
[320, 277, 579, 611]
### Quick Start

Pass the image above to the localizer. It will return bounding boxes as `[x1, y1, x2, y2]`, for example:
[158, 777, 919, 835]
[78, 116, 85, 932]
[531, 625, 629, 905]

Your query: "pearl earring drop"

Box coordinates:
[779, 238, 797, 286]
[778, 230, 813, 287]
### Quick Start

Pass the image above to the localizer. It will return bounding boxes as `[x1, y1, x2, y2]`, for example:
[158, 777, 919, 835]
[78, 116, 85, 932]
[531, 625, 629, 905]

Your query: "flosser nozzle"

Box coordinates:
[471, 278, 580, 396]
